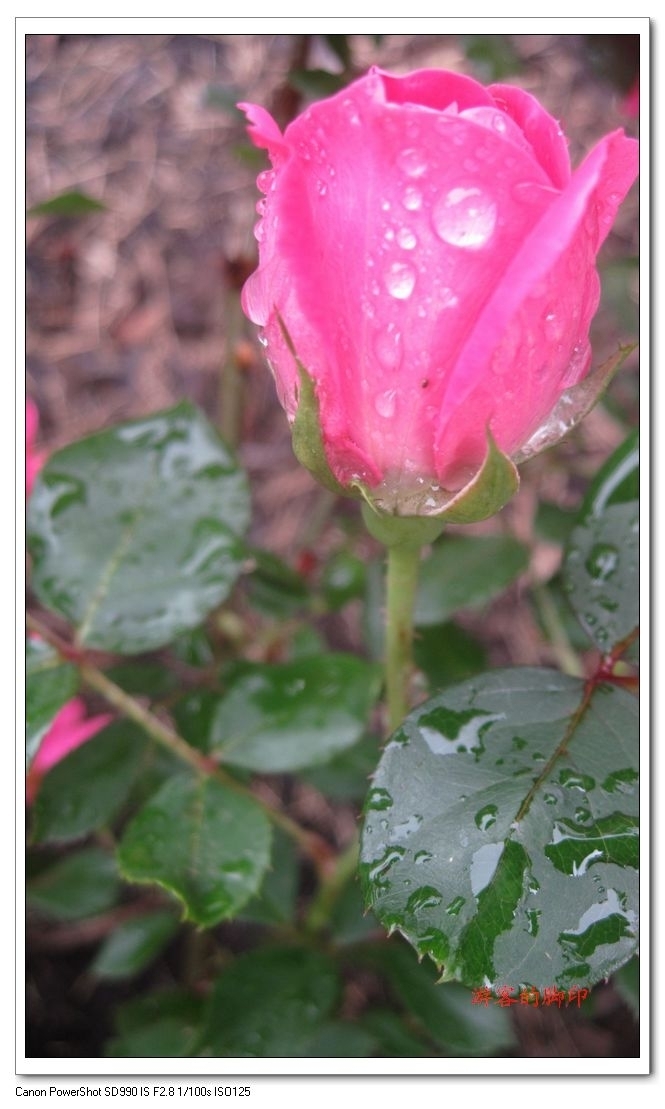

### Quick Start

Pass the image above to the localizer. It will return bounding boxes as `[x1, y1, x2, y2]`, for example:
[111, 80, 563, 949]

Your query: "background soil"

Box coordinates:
[26, 32, 640, 1060]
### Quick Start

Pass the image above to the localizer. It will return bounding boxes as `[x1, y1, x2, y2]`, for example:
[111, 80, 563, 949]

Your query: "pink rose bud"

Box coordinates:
[240, 67, 638, 520]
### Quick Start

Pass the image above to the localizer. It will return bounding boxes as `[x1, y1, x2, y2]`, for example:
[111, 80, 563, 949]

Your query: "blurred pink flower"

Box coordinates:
[26, 398, 46, 498]
[26, 698, 112, 804]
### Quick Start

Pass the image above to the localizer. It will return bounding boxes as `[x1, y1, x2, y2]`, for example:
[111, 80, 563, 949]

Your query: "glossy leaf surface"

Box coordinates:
[117, 774, 271, 927]
[26, 638, 79, 768]
[360, 670, 638, 991]
[210, 655, 381, 772]
[563, 432, 639, 652]
[91, 910, 179, 980]
[107, 990, 204, 1058]
[27, 848, 119, 921]
[364, 941, 515, 1055]
[31, 722, 149, 844]
[197, 947, 339, 1057]
[414, 535, 528, 627]
[27, 403, 249, 654]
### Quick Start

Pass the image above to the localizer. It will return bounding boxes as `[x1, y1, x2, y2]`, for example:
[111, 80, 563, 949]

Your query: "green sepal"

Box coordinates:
[514, 344, 636, 464]
[278, 316, 346, 496]
[360, 427, 519, 532]
[361, 505, 445, 549]
[433, 428, 519, 524]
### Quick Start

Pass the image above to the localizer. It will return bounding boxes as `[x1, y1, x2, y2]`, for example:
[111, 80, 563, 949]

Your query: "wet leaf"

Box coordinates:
[360, 670, 638, 992]
[197, 947, 339, 1057]
[107, 990, 204, 1058]
[238, 829, 299, 926]
[209, 655, 381, 773]
[300, 734, 378, 801]
[31, 721, 149, 843]
[563, 432, 638, 652]
[91, 910, 179, 980]
[414, 621, 487, 691]
[414, 535, 529, 626]
[244, 547, 309, 617]
[26, 638, 79, 768]
[360, 1009, 430, 1058]
[27, 403, 249, 655]
[364, 941, 516, 1055]
[612, 955, 639, 1018]
[27, 848, 119, 921]
[117, 773, 271, 927]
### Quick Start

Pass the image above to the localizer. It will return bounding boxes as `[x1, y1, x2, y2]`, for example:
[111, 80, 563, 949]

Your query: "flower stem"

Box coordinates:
[385, 541, 422, 733]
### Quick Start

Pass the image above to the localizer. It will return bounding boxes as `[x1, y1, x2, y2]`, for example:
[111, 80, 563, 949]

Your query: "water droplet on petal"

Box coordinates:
[397, 226, 418, 250]
[432, 187, 497, 249]
[402, 186, 423, 211]
[375, 389, 397, 418]
[257, 169, 274, 193]
[374, 325, 403, 370]
[384, 261, 416, 299]
[397, 147, 428, 178]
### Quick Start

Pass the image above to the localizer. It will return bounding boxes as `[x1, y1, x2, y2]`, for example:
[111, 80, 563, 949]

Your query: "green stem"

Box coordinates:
[385, 541, 422, 733]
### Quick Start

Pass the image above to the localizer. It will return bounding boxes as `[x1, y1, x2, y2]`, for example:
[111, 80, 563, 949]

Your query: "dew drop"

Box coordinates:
[366, 786, 394, 811]
[384, 261, 416, 299]
[373, 326, 403, 370]
[544, 310, 564, 343]
[445, 896, 466, 917]
[402, 186, 423, 211]
[397, 226, 418, 250]
[475, 804, 498, 832]
[375, 389, 397, 419]
[585, 543, 619, 583]
[256, 169, 274, 193]
[397, 147, 428, 178]
[414, 850, 434, 866]
[406, 886, 443, 913]
[559, 768, 596, 792]
[432, 187, 497, 249]
[526, 908, 541, 937]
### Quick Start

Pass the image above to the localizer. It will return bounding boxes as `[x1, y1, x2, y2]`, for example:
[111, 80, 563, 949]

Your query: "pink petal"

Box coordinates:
[27, 699, 112, 802]
[26, 398, 46, 498]
[490, 83, 571, 189]
[237, 102, 288, 163]
[377, 66, 495, 112]
[248, 70, 556, 488]
[434, 129, 638, 484]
